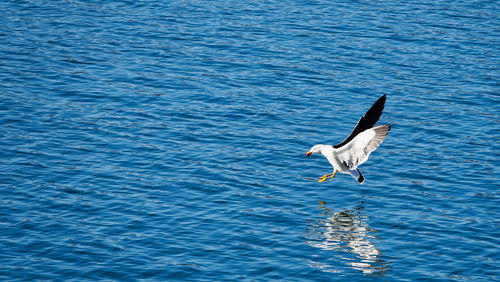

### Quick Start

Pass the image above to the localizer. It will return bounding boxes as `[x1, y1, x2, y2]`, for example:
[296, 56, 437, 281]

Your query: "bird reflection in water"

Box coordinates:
[306, 201, 391, 276]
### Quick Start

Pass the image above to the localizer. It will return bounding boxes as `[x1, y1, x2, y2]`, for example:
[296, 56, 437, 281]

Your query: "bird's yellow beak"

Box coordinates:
[306, 151, 312, 157]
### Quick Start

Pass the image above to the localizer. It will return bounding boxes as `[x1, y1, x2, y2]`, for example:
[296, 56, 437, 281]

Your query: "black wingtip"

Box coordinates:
[373, 94, 387, 111]
[334, 94, 388, 149]
[364, 94, 386, 124]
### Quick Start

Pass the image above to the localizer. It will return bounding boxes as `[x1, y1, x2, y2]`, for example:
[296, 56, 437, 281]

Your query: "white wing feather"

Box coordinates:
[335, 125, 390, 169]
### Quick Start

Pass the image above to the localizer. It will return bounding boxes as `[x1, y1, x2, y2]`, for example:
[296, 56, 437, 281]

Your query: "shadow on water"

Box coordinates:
[305, 201, 391, 276]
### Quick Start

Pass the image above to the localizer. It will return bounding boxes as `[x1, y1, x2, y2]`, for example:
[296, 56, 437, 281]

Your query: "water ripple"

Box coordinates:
[0, 0, 499, 280]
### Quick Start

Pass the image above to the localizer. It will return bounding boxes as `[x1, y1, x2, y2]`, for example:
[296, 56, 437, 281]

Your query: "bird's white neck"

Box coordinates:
[316, 144, 333, 156]
[309, 144, 335, 160]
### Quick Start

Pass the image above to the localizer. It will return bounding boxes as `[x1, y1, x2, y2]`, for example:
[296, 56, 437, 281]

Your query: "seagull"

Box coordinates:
[306, 94, 390, 184]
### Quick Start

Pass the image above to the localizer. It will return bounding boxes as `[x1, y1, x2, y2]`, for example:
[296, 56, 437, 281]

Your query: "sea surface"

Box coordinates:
[1, 0, 499, 280]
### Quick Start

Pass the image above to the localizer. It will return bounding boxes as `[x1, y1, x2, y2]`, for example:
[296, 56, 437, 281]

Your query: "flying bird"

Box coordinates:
[306, 94, 390, 184]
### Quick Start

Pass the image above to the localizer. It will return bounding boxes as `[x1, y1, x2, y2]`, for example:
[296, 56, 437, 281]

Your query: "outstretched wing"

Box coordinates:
[334, 94, 386, 149]
[335, 125, 391, 169]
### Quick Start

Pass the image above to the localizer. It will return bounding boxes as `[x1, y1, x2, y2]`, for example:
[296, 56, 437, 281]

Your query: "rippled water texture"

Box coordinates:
[1, 0, 499, 280]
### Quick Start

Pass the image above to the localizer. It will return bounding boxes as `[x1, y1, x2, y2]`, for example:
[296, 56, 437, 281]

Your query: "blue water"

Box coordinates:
[1, 0, 499, 280]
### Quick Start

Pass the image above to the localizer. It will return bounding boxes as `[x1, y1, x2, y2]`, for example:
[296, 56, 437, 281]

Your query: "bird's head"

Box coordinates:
[306, 144, 324, 157]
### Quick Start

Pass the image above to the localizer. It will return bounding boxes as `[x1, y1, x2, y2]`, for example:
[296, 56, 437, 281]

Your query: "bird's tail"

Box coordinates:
[349, 169, 365, 184]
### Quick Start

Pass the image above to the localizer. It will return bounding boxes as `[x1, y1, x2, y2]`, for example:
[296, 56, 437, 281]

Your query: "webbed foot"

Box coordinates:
[318, 172, 336, 183]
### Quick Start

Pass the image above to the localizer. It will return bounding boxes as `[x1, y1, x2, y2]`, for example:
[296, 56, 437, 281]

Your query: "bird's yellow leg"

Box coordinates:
[318, 172, 336, 183]
[319, 172, 335, 179]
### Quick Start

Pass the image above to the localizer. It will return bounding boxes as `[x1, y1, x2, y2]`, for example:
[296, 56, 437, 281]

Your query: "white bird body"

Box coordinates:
[307, 95, 390, 184]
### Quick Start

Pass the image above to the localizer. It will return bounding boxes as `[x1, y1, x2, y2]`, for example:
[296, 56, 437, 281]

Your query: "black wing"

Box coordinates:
[333, 94, 386, 148]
